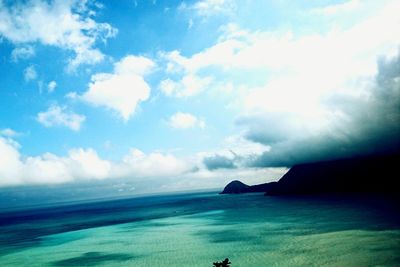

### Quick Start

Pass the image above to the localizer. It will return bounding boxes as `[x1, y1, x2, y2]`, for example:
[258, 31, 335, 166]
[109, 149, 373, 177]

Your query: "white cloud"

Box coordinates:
[0, 0, 117, 70]
[161, 39, 244, 74]
[159, 79, 176, 95]
[0, 128, 20, 138]
[37, 104, 86, 131]
[311, 0, 360, 16]
[236, 1, 399, 118]
[179, 0, 236, 17]
[114, 55, 155, 76]
[67, 148, 111, 179]
[47, 80, 57, 93]
[0, 135, 284, 189]
[0, 137, 192, 187]
[79, 55, 155, 120]
[65, 91, 78, 99]
[118, 148, 191, 178]
[23, 153, 74, 184]
[168, 112, 205, 129]
[159, 74, 213, 97]
[170, 0, 400, 73]
[0, 135, 282, 189]
[23, 65, 37, 81]
[11, 45, 35, 62]
[0, 138, 111, 186]
[0, 137, 24, 186]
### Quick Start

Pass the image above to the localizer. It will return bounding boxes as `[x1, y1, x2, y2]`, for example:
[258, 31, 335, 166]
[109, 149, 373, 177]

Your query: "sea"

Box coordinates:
[0, 191, 399, 266]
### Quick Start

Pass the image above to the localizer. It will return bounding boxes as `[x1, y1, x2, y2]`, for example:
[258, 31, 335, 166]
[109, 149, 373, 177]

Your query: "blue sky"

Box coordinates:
[0, 0, 399, 192]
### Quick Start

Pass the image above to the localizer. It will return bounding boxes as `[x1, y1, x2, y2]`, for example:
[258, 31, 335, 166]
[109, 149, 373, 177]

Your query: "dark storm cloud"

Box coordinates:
[235, 113, 299, 145]
[203, 154, 237, 170]
[239, 51, 400, 167]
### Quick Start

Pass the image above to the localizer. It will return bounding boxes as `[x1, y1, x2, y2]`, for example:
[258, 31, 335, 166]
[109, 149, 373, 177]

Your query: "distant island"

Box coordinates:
[221, 153, 399, 195]
[220, 180, 277, 194]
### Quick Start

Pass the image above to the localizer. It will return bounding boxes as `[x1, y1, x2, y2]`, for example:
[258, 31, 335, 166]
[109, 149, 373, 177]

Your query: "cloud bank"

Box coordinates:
[0, 132, 282, 188]
[186, 1, 400, 169]
[0, 137, 193, 187]
[202, 51, 400, 169]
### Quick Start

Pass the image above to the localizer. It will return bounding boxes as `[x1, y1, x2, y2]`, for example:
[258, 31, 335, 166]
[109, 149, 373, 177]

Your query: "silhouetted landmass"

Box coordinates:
[220, 180, 277, 194]
[265, 154, 399, 195]
[221, 153, 399, 195]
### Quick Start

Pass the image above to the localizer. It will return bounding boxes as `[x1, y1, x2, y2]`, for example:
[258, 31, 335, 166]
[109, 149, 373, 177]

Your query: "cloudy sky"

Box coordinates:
[0, 0, 399, 193]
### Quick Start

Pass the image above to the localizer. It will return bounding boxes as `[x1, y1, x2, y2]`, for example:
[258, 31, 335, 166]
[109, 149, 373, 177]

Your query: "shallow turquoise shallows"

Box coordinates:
[0, 192, 399, 266]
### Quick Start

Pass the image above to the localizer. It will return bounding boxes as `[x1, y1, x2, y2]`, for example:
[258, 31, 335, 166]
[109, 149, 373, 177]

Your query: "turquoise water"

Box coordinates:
[0, 192, 399, 266]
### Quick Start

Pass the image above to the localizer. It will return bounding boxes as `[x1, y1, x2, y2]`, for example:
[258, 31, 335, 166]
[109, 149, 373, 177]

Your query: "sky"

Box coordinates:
[0, 0, 399, 195]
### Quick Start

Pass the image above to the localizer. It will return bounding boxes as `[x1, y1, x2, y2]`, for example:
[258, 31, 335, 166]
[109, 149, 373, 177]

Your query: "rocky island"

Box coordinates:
[220, 180, 277, 194]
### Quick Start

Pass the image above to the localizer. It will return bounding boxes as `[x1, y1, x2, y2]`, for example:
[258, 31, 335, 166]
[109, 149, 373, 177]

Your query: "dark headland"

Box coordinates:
[220, 153, 399, 195]
[220, 180, 277, 194]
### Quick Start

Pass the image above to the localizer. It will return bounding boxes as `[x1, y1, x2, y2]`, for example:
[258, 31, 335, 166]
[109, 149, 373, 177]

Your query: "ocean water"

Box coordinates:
[0, 192, 399, 266]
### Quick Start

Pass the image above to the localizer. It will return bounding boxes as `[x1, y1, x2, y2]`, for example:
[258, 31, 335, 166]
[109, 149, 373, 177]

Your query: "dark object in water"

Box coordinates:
[213, 258, 231, 267]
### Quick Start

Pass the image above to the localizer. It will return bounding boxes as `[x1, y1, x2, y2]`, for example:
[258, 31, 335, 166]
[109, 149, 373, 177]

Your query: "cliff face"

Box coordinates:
[265, 154, 399, 195]
[220, 180, 277, 194]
